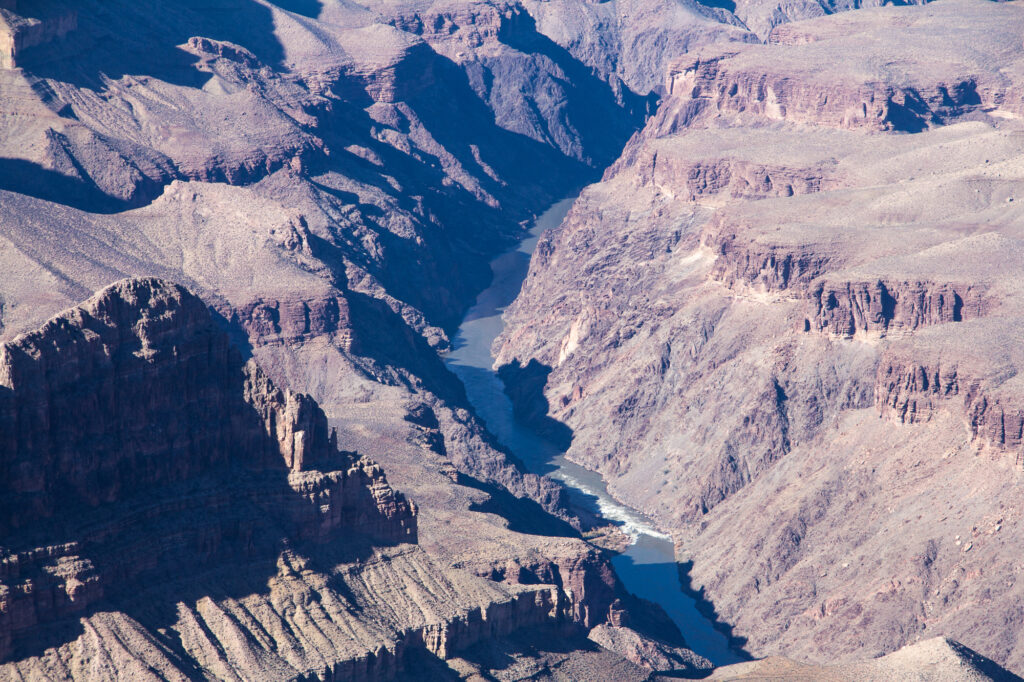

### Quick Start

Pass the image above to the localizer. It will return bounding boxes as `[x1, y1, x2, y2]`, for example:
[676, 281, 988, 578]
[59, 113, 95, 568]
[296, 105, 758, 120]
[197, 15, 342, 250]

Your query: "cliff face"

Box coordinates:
[659, 49, 985, 134]
[5, 0, 1021, 678]
[0, 278, 427, 669]
[729, 0, 932, 42]
[807, 280, 987, 338]
[0, 277, 413, 537]
[0, 279, 665, 681]
[497, 0, 1024, 671]
[874, 318, 1024, 453]
[0, 276, 703, 682]
[0, 1, 77, 70]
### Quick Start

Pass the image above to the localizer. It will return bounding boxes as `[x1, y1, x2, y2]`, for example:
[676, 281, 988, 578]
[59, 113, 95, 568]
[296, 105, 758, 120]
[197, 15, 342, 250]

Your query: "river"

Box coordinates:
[443, 197, 743, 666]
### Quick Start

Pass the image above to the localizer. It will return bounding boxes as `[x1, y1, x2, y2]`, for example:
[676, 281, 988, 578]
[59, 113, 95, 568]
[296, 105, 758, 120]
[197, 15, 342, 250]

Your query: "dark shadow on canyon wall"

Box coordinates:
[397, 646, 465, 681]
[496, 9, 657, 168]
[458, 249, 533, 327]
[497, 359, 573, 451]
[459, 473, 580, 539]
[0, 284, 410, 665]
[5, 0, 647, 333]
[439, 362, 612, 532]
[491, 357, 749, 669]
[451, 624, 599, 677]
[0, 158, 130, 213]
[676, 559, 751, 661]
[268, 0, 324, 19]
[394, 40, 589, 203]
[694, 0, 737, 13]
[19, 0, 286, 87]
[398, 624, 612, 681]
[883, 91, 932, 133]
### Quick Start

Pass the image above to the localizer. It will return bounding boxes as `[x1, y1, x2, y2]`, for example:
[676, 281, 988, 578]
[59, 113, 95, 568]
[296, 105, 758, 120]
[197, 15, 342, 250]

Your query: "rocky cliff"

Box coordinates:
[0, 1, 77, 70]
[0, 278, 417, 666]
[0, 278, 608, 680]
[497, 0, 1024, 672]
[0, 0, 757, 542]
[0, 277, 407, 532]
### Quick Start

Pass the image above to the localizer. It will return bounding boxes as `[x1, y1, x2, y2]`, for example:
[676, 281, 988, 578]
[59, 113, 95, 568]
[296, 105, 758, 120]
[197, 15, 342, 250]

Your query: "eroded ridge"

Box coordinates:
[0, 278, 567, 679]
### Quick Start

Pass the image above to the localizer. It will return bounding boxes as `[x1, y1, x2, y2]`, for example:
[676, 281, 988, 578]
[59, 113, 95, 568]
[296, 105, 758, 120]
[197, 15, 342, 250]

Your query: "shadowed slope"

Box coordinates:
[0, 279, 570, 680]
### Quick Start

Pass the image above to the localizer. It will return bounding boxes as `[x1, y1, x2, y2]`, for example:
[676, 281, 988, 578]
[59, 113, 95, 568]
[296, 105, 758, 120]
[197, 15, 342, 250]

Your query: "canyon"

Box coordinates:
[0, 0, 1023, 679]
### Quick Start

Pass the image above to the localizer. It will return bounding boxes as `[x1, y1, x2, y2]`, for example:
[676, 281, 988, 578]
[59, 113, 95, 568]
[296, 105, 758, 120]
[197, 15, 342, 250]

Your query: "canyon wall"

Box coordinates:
[0, 0, 758, 534]
[0, 2, 77, 70]
[0, 278, 595, 680]
[497, 0, 1024, 671]
[2, 0, 1020, 678]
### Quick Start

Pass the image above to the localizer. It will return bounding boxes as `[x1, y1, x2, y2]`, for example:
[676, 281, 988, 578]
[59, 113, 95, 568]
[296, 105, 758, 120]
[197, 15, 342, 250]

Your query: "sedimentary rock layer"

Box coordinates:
[0, 278, 588, 680]
[497, 0, 1024, 671]
[0, 0, 756, 541]
[5, 0, 1021, 678]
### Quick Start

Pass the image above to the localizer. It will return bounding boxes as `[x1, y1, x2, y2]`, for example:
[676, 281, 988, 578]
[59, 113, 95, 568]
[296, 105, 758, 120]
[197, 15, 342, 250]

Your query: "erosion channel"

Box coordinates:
[444, 197, 744, 666]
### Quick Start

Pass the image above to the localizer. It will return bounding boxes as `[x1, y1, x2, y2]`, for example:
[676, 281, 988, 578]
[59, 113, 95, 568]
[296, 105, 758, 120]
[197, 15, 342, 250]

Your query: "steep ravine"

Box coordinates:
[443, 198, 744, 666]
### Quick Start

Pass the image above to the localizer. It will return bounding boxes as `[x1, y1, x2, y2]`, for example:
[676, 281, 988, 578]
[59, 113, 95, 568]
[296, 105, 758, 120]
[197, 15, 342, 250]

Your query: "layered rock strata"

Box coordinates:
[2, 0, 1013, 678]
[0, 278, 680, 681]
[0, 0, 756, 542]
[0, 278, 423, 667]
[0, 1, 77, 70]
[497, 0, 1024, 671]
[0, 278, 599, 682]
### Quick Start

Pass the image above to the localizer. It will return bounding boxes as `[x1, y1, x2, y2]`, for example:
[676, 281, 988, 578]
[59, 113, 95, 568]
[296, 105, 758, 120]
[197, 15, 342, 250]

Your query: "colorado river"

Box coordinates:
[443, 198, 743, 666]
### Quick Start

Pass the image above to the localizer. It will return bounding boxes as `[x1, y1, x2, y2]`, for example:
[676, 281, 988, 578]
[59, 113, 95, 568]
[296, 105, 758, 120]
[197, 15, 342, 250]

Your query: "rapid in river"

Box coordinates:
[443, 197, 743, 666]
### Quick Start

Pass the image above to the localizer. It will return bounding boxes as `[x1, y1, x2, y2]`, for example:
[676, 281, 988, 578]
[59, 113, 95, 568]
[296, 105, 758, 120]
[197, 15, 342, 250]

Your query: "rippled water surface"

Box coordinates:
[444, 198, 741, 665]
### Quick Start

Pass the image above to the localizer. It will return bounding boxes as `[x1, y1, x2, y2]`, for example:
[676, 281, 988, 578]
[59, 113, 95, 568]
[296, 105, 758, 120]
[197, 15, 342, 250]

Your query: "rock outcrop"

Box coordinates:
[657, 21, 992, 135]
[0, 277, 670, 680]
[731, 0, 932, 43]
[455, 545, 620, 629]
[0, 1, 77, 70]
[0, 0, 758, 538]
[0, 6, 764, 676]
[808, 279, 987, 338]
[588, 624, 712, 676]
[0, 278, 427, 670]
[5, 0, 1024, 678]
[875, 319, 1024, 453]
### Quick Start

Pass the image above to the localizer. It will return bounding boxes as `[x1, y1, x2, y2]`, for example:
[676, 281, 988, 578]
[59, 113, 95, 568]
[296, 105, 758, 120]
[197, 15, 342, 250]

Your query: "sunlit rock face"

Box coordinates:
[497, 0, 1024, 671]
